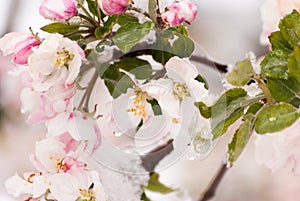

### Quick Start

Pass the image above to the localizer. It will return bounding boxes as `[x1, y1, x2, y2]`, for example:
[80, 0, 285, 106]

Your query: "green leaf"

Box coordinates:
[141, 192, 151, 201]
[290, 97, 300, 108]
[41, 23, 79, 35]
[144, 173, 174, 194]
[211, 88, 247, 118]
[98, 63, 135, 98]
[228, 113, 254, 166]
[255, 103, 300, 134]
[113, 57, 153, 79]
[195, 102, 211, 119]
[86, 0, 98, 17]
[267, 77, 300, 102]
[226, 58, 254, 86]
[147, 99, 162, 116]
[212, 108, 244, 139]
[117, 15, 139, 26]
[260, 49, 289, 79]
[175, 25, 189, 36]
[228, 101, 262, 165]
[278, 10, 300, 48]
[94, 26, 110, 39]
[104, 73, 135, 98]
[195, 74, 209, 89]
[113, 21, 154, 53]
[269, 31, 293, 53]
[172, 33, 195, 58]
[288, 45, 300, 85]
[245, 102, 263, 115]
[105, 15, 118, 27]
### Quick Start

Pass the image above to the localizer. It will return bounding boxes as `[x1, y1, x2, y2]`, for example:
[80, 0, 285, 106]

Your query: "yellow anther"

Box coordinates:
[173, 82, 190, 100]
[55, 47, 74, 68]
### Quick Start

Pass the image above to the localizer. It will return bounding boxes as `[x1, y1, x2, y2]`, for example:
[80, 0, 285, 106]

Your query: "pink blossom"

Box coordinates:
[254, 120, 300, 174]
[162, 1, 197, 27]
[29, 34, 85, 92]
[101, 0, 128, 15]
[39, 0, 77, 20]
[59, 132, 81, 153]
[260, 0, 300, 45]
[0, 32, 40, 65]
[33, 137, 87, 173]
[20, 77, 76, 124]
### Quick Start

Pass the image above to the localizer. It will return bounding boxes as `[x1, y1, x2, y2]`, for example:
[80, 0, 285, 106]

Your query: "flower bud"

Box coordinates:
[101, 0, 128, 15]
[39, 0, 77, 20]
[162, 1, 197, 27]
[0, 32, 40, 65]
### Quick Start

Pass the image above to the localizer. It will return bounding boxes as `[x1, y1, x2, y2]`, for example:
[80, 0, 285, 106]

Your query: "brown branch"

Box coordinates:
[190, 55, 228, 73]
[198, 163, 229, 201]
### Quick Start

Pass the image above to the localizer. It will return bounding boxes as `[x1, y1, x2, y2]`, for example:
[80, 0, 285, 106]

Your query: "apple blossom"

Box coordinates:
[20, 77, 76, 124]
[161, 1, 198, 27]
[5, 172, 49, 199]
[39, 0, 77, 20]
[260, 0, 300, 45]
[50, 170, 106, 201]
[101, 0, 129, 15]
[32, 137, 87, 173]
[29, 34, 85, 91]
[0, 32, 40, 65]
[254, 120, 300, 174]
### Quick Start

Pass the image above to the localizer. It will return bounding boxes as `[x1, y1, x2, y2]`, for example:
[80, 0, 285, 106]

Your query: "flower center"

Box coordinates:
[127, 88, 151, 118]
[77, 188, 95, 201]
[55, 48, 74, 68]
[173, 82, 190, 100]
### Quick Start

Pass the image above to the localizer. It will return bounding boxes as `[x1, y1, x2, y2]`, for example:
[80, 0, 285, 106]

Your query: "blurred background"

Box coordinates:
[1, 0, 300, 201]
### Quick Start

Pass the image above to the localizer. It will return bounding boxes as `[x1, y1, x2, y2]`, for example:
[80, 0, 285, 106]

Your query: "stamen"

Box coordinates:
[127, 88, 151, 119]
[55, 47, 74, 68]
[173, 82, 190, 100]
[77, 188, 95, 201]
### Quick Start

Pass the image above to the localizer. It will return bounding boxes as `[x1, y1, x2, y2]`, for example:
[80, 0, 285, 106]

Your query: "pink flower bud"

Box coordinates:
[0, 32, 40, 65]
[101, 0, 128, 15]
[162, 1, 198, 27]
[39, 0, 77, 20]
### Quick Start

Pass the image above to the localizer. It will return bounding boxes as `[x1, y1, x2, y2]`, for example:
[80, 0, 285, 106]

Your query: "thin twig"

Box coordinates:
[198, 163, 229, 201]
[190, 55, 228, 73]
[78, 71, 98, 113]
[77, 3, 99, 26]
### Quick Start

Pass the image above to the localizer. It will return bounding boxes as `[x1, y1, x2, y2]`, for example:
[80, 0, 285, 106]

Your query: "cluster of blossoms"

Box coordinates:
[3, 0, 300, 200]
[0, 0, 202, 201]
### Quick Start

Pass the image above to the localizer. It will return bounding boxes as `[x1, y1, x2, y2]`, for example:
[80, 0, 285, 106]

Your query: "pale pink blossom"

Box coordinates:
[101, 0, 128, 15]
[260, 0, 300, 45]
[39, 0, 77, 20]
[50, 170, 106, 201]
[161, 1, 197, 27]
[254, 120, 300, 174]
[32, 137, 86, 173]
[0, 32, 40, 65]
[20, 78, 76, 124]
[29, 34, 85, 91]
[5, 172, 49, 198]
